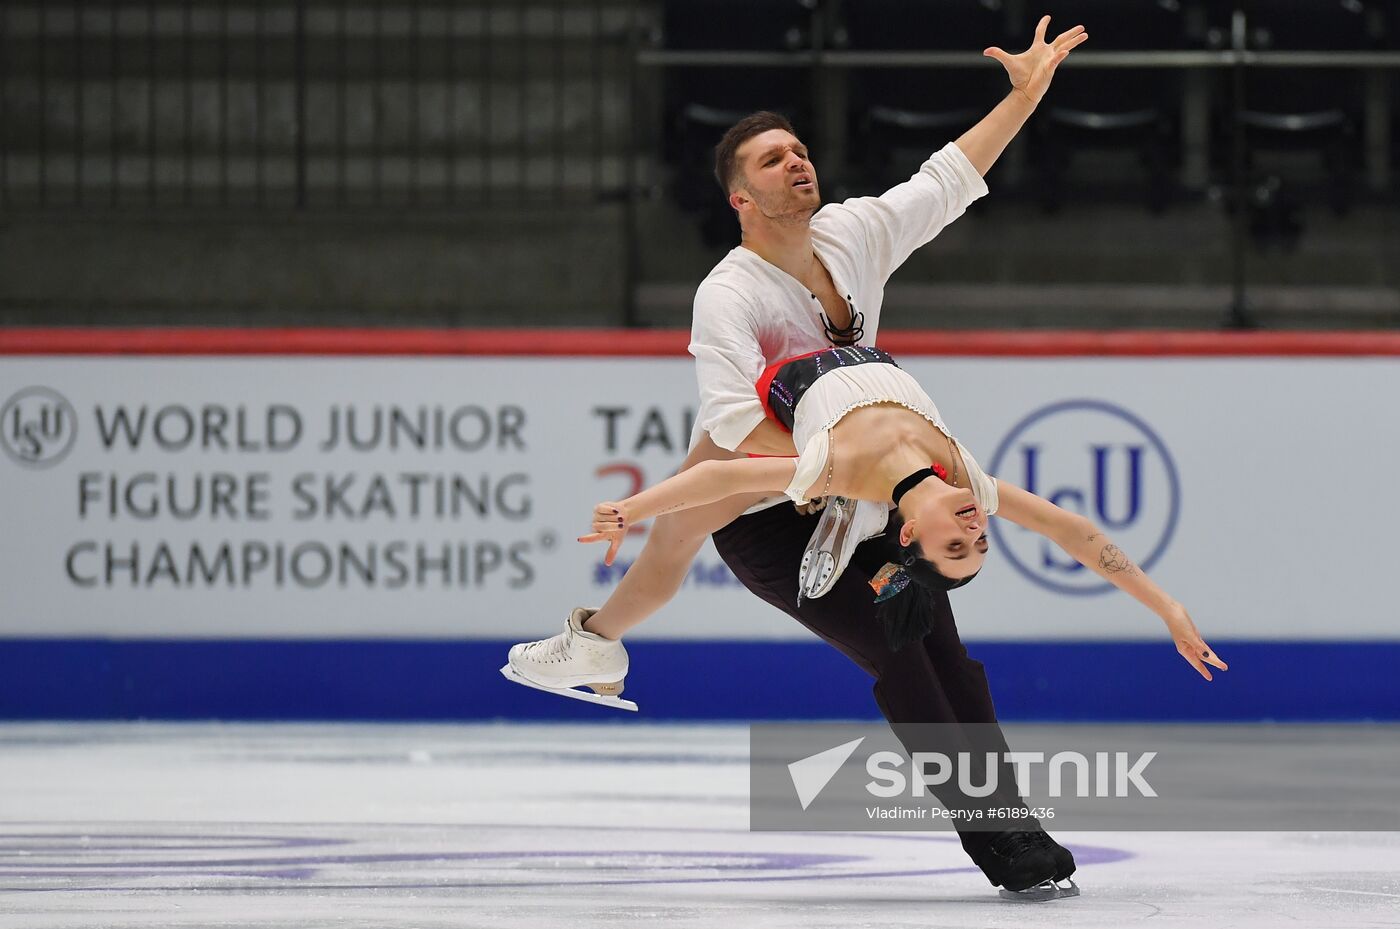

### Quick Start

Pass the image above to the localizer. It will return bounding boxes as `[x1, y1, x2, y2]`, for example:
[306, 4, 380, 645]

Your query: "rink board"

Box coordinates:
[1, 329, 1397, 719]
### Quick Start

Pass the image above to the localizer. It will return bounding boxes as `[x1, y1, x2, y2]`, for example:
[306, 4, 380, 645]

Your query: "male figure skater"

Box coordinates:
[508, 16, 1090, 899]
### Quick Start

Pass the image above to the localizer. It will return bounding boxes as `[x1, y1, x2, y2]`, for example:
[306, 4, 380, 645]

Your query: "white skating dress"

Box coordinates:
[775, 351, 999, 513]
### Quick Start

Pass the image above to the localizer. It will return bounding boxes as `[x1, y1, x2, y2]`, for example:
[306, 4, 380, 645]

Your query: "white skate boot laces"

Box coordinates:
[522, 627, 574, 663]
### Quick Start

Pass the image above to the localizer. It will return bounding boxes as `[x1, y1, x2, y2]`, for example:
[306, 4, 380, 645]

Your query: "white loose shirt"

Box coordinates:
[689, 141, 989, 455]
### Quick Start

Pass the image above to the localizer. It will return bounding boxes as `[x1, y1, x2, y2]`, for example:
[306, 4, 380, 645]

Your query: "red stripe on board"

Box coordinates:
[3, 327, 1400, 357]
[0, 328, 686, 356]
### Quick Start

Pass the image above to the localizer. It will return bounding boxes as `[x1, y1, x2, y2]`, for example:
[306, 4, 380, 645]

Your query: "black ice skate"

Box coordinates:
[973, 829, 1080, 902]
[1029, 828, 1078, 883]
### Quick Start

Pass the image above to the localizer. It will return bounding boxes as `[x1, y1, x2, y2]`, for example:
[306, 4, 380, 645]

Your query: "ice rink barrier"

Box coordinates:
[2, 327, 1398, 720]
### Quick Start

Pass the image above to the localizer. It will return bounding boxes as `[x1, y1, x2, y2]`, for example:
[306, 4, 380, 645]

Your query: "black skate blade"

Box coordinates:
[998, 878, 1080, 902]
[499, 664, 638, 712]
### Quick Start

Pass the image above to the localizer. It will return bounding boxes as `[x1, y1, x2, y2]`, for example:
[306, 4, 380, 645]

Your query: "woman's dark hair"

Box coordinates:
[871, 510, 980, 652]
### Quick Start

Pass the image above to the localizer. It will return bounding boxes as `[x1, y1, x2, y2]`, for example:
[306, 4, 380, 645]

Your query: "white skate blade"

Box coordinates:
[499, 664, 638, 712]
[998, 878, 1080, 902]
[798, 549, 836, 603]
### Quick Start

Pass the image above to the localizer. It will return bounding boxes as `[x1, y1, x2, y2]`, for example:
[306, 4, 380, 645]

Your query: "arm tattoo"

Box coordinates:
[1098, 543, 1138, 576]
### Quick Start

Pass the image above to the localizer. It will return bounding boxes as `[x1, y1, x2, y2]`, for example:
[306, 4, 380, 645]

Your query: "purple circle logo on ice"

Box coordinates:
[988, 399, 1180, 596]
[1, 386, 78, 469]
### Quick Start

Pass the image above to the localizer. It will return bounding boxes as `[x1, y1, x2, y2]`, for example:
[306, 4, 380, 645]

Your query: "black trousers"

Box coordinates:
[712, 500, 1032, 860]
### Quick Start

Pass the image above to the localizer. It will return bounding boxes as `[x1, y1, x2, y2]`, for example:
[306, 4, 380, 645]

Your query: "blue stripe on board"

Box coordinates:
[0, 639, 1396, 721]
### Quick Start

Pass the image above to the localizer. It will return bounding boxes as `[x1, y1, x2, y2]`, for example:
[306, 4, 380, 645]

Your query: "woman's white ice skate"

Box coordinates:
[501, 608, 637, 711]
[798, 497, 891, 602]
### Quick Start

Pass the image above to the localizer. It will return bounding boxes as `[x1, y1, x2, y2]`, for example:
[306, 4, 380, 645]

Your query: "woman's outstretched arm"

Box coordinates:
[994, 478, 1229, 682]
[579, 457, 797, 564]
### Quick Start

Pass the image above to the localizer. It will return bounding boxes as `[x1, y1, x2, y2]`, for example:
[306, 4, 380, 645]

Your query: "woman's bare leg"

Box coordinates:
[583, 434, 774, 641]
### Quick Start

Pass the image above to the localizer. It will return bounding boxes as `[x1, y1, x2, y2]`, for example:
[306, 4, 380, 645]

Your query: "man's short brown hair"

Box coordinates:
[713, 110, 797, 197]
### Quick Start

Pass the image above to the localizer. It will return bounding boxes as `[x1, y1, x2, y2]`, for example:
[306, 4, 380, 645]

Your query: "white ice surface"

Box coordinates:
[0, 722, 1397, 929]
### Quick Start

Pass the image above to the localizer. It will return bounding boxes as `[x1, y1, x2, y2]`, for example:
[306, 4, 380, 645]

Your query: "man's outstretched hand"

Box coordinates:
[984, 15, 1089, 107]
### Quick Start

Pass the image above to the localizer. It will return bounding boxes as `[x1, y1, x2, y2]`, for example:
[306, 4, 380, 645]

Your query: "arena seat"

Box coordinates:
[1023, 0, 1191, 213]
[840, 0, 1008, 194]
[1219, 0, 1383, 217]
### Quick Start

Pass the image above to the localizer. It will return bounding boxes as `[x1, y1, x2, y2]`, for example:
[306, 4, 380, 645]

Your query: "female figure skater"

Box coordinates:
[580, 345, 1228, 677]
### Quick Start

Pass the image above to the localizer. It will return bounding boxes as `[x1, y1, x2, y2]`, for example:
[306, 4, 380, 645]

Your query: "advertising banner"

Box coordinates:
[2, 353, 1396, 642]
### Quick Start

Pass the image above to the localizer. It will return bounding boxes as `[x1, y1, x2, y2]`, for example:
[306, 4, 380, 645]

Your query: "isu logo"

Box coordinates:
[988, 399, 1180, 596]
[1, 387, 78, 469]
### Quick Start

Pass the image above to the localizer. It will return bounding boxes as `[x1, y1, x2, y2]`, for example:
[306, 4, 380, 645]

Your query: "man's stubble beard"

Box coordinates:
[750, 186, 821, 227]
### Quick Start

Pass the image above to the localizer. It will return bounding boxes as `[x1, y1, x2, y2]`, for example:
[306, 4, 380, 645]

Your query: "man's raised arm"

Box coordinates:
[828, 15, 1088, 283]
[957, 16, 1088, 176]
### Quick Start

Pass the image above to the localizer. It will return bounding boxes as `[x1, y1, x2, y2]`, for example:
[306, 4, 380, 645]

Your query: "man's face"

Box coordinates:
[732, 129, 820, 224]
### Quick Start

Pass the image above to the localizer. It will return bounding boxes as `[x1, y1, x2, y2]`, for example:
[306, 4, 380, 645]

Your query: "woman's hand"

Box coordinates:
[984, 16, 1089, 107]
[1163, 604, 1229, 681]
[577, 501, 629, 566]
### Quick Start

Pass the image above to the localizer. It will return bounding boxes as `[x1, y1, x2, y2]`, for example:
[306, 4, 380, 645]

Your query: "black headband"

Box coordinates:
[891, 468, 938, 508]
